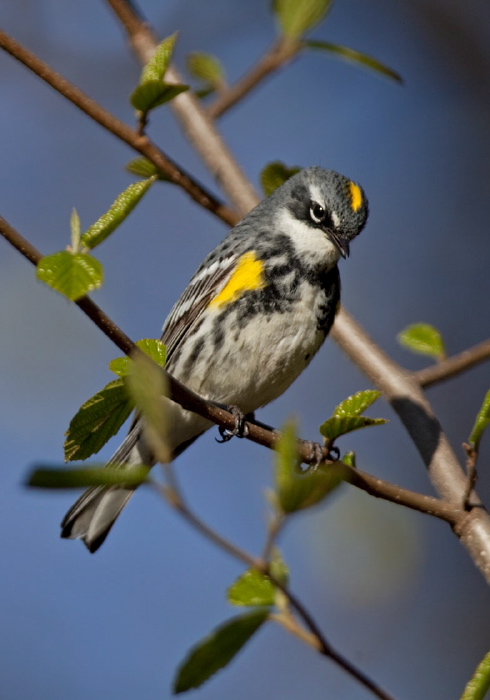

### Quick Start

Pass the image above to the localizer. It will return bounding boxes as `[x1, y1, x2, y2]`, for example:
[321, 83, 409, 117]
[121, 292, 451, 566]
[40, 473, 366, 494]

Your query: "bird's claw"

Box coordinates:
[304, 442, 340, 468]
[304, 441, 325, 468]
[216, 406, 250, 443]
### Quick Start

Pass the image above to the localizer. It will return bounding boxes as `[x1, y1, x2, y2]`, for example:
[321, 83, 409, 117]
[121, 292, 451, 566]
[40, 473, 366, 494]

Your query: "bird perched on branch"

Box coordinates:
[61, 166, 369, 552]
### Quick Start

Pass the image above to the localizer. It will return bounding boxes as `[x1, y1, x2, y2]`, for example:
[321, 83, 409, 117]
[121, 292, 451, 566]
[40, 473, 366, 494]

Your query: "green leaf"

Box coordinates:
[228, 550, 289, 607]
[319, 390, 387, 443]
[108, 357, 129, 379]
[27, 464, 150, 489]
[130, 81, 189, 113]
[125, 351, 171, 464]
[80, 178, 156, 250]
[70, 208, 81, 251]
[140, 33, 178, 84]
[36, 251, 103, 301]
[125, 157, 171, 181]
[130, 34, 189, 115]
[109, 339, 167, 378]
[269, 551, 291, 613]
[397, 323, 445, 359]
[273, 0, 333, 39]
[65, 340, 166, 462]
[64, 379, 133, 462]
[194, 86, 216, 100]
[260, 161, 301, 196]
[275, 418, 301, 477]
[275, 420, 345, 513]
[333, 389, 382, 418]
[137, 337, 167, 367]
[460, 649, 490, 700]
[305, 41, 402, 83]
[320, 415, 387, 443]
[342, 451, 356, 468]
[269, 548, 289, 587]
[173, 610, 269, 693]
[187, 52, 225, 87]
[469, 390, 490, 450]
[228, 570, 276, 607]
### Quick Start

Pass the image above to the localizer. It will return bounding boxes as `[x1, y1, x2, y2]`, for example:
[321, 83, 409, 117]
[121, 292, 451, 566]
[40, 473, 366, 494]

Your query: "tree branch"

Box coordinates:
[331, 310, 490, 581]
[0, 28, 239, 228]
[414, 338, 490, 387]
[207, 37, 302, 120]
[104, 0, 259, 217]
[0, 213, 463, 531]
[154, 467, 396, 700]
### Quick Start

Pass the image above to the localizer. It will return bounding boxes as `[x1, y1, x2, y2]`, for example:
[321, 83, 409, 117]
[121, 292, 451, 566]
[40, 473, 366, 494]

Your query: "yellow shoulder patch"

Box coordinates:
[348, 181, 363, 212]
[209, 251, 265, 309]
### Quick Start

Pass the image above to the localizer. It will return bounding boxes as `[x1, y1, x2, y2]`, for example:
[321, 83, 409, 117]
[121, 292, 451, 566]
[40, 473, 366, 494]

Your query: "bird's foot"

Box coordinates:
[216, 407, 253, 443]
[303, 442, 340, 469]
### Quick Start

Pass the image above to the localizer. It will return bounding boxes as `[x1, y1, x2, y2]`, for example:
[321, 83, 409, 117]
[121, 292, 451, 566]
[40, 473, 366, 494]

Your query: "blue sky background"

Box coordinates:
[1, 1, 490, 698]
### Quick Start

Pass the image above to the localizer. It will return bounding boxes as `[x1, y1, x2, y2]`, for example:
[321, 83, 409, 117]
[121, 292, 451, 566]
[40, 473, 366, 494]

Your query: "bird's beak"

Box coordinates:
[326, 229, 350, 258]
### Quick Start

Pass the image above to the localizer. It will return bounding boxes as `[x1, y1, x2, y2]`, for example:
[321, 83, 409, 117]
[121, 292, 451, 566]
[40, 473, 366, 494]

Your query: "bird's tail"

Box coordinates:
[60, 425, 147, 553]
[60, 418, 205, 552]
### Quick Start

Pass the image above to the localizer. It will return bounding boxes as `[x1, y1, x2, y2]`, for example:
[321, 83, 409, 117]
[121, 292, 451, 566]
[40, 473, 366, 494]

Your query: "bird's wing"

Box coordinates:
[161, 251, 239, 362]
[126, 249, 242, 435]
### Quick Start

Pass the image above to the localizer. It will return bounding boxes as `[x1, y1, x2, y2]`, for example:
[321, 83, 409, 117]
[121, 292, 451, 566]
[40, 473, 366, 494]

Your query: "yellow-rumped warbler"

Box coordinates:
[61, 167, 368, 551]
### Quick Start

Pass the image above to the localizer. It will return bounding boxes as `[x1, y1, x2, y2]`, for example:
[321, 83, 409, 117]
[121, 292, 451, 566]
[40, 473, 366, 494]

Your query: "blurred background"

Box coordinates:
[1, 1, 490, 698]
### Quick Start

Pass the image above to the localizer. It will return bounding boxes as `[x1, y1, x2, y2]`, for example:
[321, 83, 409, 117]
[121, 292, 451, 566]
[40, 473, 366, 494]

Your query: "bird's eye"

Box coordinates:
[309, 202, 326, 224]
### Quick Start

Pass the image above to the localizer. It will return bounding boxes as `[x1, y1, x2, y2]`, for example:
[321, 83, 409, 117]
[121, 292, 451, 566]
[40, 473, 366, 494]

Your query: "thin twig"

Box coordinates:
[0, 28, 238, 228]
[462, 442, 479, 511]
[104, 0, 259, 217]
[332, 310, 490, 582]
[153, 468, 396, 700]
[207, 37, 302, 120]
[270, 612, 321, 650]
[272, 586, 396, 700]
[260, 512, 286, 564]
[414, 339, 490, 387]
[344, 465, 461, 524]
[156, 480, 259, 568]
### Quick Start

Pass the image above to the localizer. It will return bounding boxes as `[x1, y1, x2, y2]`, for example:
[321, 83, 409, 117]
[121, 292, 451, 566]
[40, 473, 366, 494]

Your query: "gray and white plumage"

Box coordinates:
[61, 167, 369, 552]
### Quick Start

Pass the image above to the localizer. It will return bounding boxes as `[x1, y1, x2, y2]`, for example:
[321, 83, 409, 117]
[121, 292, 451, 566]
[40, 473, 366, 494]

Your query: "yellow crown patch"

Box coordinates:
[348, 181, 363, 212]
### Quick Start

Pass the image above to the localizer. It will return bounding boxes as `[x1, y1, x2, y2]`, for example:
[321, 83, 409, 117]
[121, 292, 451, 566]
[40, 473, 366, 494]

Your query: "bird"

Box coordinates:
[61, 166, 369, 552]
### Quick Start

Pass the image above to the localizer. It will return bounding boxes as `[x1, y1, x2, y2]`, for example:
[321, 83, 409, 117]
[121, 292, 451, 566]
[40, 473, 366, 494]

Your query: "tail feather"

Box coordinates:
[60, 422, 205, 552]
[60, 424, 146, 553]
[61, 486, 134, 552]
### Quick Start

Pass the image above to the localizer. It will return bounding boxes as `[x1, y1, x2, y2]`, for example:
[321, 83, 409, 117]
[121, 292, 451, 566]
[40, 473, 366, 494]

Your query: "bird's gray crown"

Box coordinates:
[280, 167, 367, 239]
[248, 166, 368, 240]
